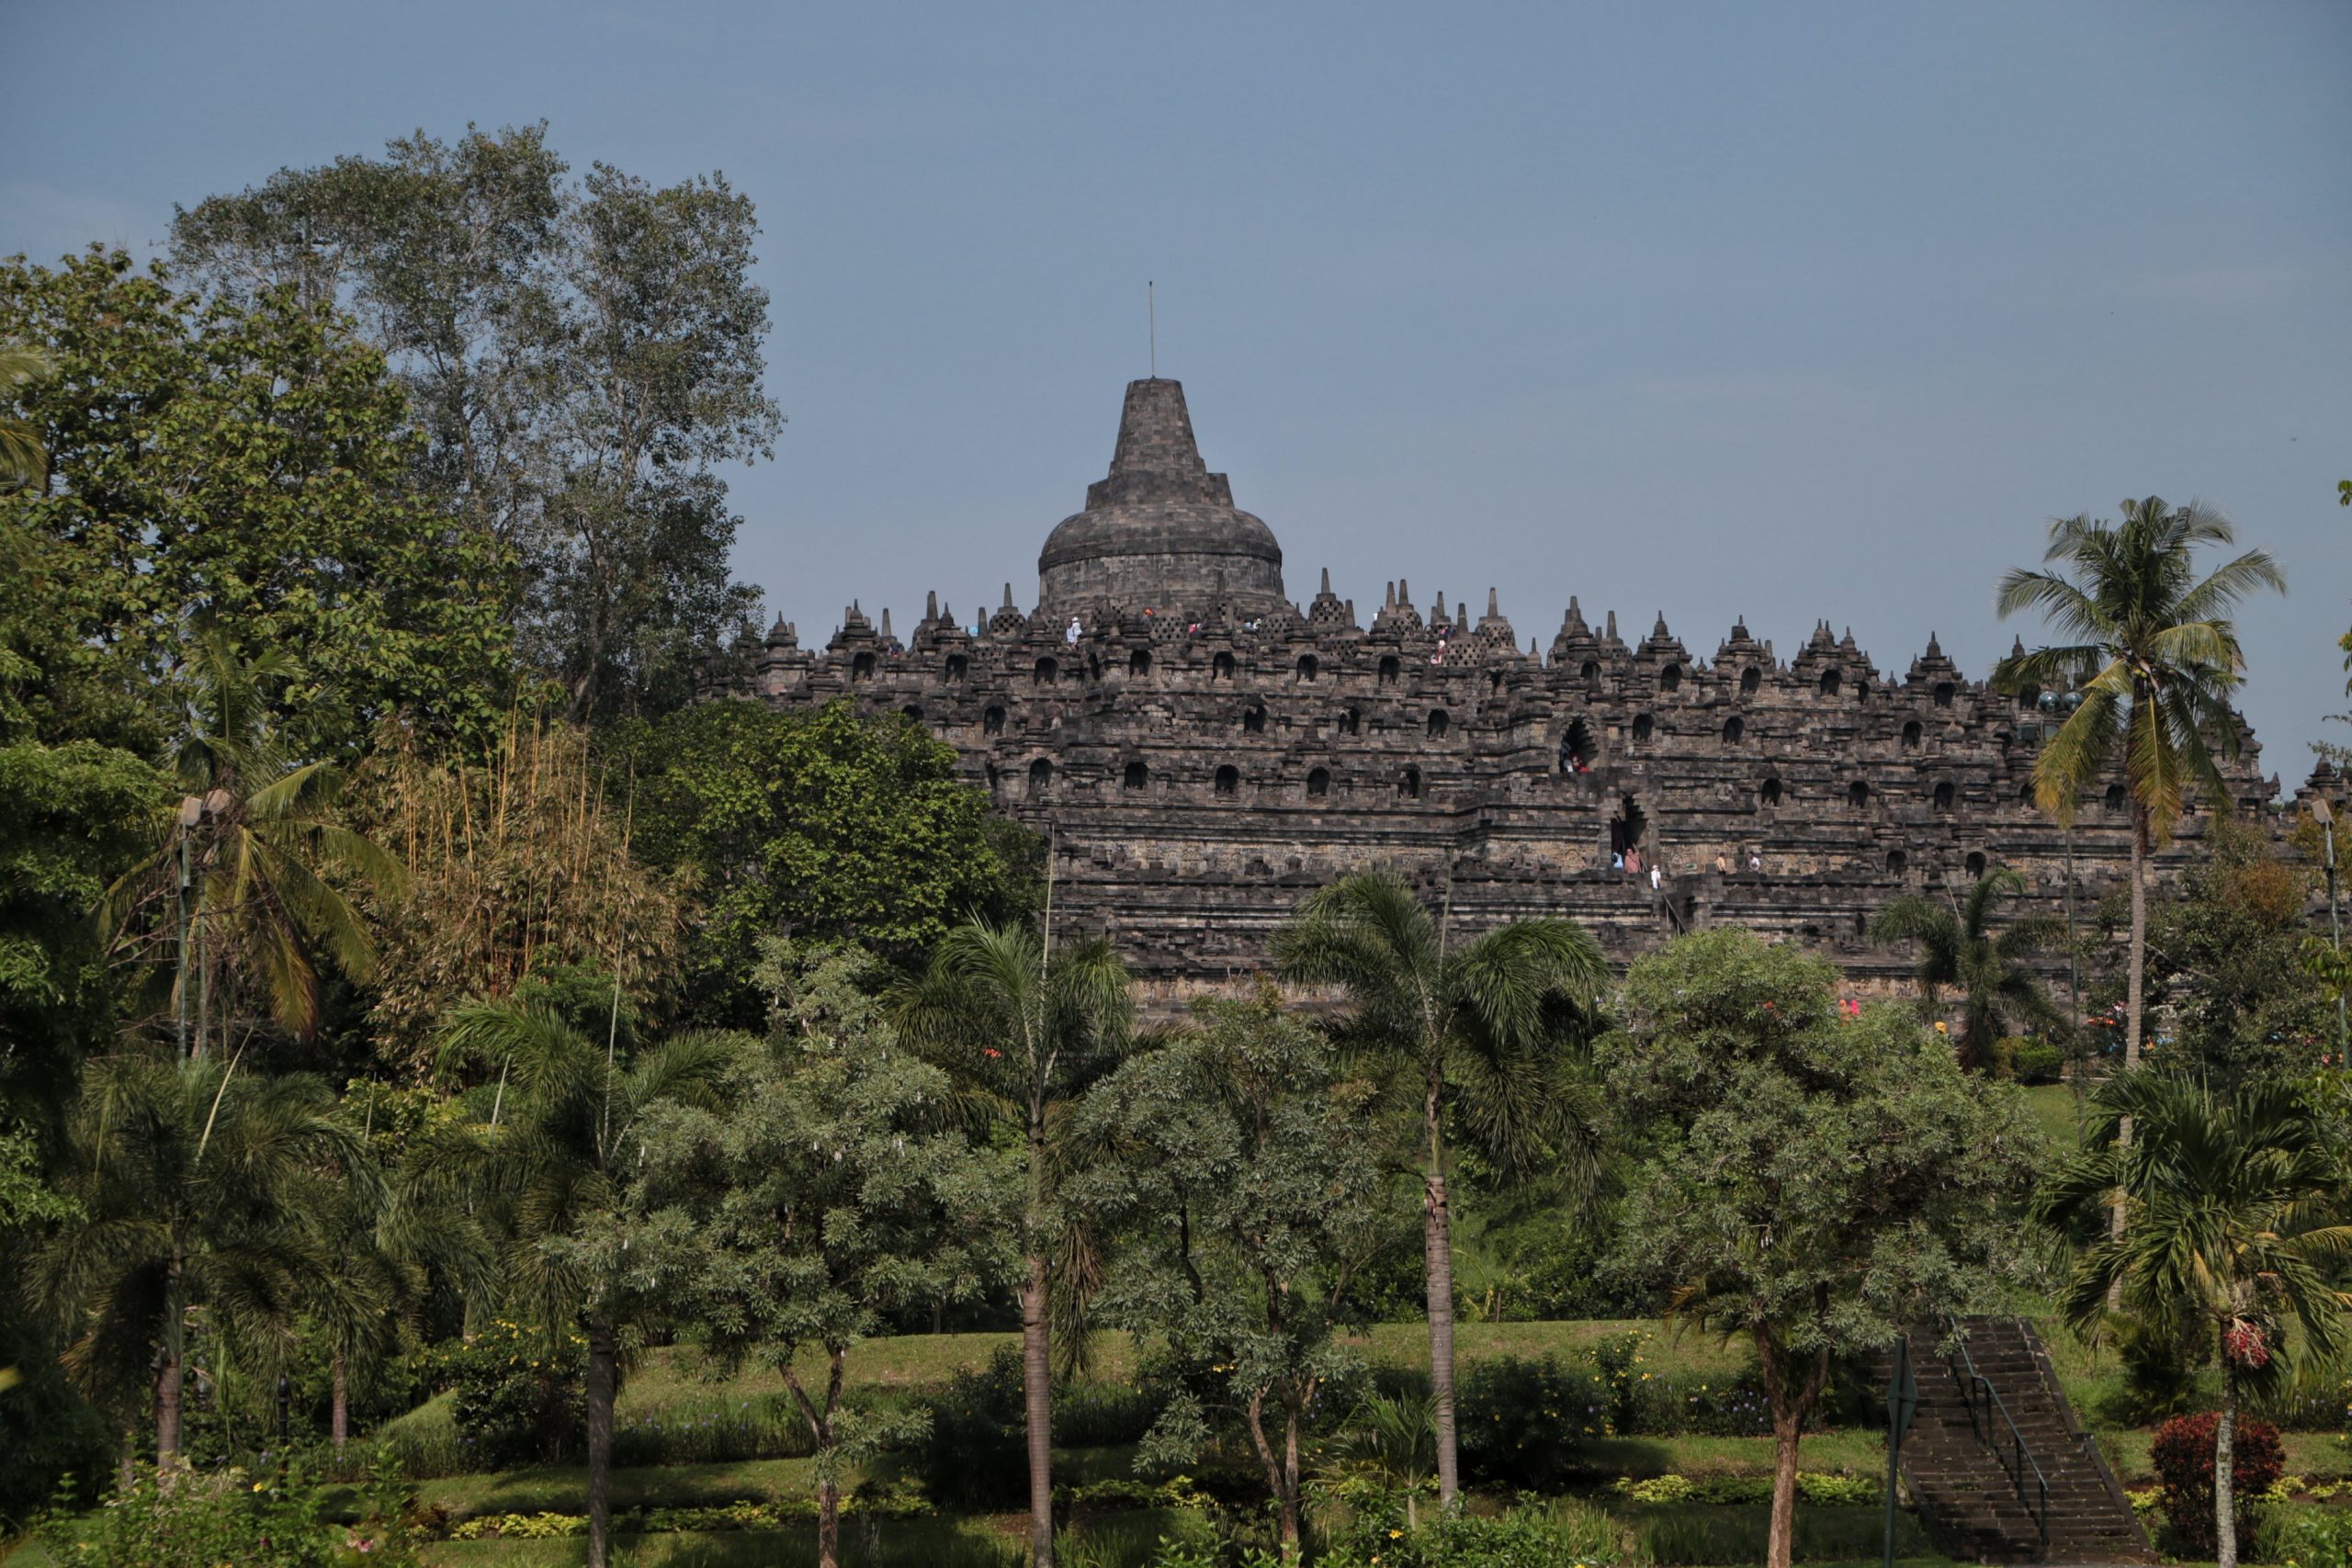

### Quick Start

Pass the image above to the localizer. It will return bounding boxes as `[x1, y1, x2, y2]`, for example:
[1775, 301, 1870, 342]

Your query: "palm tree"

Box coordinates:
[1870, 866, 2066, 1070]
[894, 921, 1134, 1568]
[107, 628, 401, 1055]
[0, 344, 51, 491]
[1996, 499, 2283, 1245]
[35, 1051, 357, 1467]
[435, 997, 739, 1568]
[2033, 1075, 2352, 1568]
[1272, 870, 1606, 1507]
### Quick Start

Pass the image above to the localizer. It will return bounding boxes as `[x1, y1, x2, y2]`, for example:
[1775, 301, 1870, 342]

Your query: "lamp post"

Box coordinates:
[2313, 798, 2346, 1060]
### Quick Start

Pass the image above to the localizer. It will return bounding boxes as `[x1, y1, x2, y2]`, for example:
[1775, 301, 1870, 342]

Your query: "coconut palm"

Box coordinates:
[2033, 1075, 2352, 1568]
[434, 996, 740, 1568]
[107, 628, 401, 1055]
[35, 1051, 357, 1466]
[0, 345, 51, 491]
[894, 921, 1134, 1568]
[1870, 866, 2067, 1070]
[1272, 870, 1606, 1507]
[1995, 499, 2283, 1244]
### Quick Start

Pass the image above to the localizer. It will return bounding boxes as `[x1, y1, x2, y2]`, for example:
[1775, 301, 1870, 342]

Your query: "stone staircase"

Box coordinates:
[1892, 1316, 2153, 1564]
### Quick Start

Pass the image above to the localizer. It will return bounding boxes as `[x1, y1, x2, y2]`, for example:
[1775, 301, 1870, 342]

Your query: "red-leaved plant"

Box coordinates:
[2148, 1411, 2284, 1555]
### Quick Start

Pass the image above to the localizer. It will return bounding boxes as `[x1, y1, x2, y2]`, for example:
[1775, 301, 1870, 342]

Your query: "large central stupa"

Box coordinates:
[1035, 378, 1286, 615]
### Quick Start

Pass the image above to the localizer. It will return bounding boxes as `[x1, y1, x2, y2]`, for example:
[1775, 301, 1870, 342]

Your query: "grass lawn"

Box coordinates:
[599, 1317, 1744, 1413]
[2018, 1080, 2086, 1152]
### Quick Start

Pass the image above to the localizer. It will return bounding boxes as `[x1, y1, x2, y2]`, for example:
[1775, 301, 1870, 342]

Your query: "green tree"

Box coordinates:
[2035, 1075, 2352, 1568]
[1272, 871, 1605, 1507]
[621, 699, 1040, 1024]
[0, 250, 514, 755]
[434, 995, 738, 1568]
[1075, 992, 1391, 1560]
[1994, 498, 2284, 1248]
[1870, 866, 2066, 1069]
[894, 921, 1134, 1568]
[172, 125, 782, 721]
[34, 1053, 358, 1466]
[649, 942, 1011, 1568]
[1602, 929, 2039, 1568]
[106, 630, 401, 1058]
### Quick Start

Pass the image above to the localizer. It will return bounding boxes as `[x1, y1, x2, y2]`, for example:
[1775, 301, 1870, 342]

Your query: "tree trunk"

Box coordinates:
[1422, 1062, 1460, 1509]
[154, 1269, 184, 1470]
[1280, 1402, 1303, 1562]
[1768, 1407, 1802, 1568]
[1425, 1168, 1460, 1507]
[1021, 1248, 1055, 1567]
[585, 1313, 616, 1568]
[2216, 1336, 2239, 1568]
[331, 1353, 349, 1450]
[2109, 811, 2147, 1307]
[817, 1472, 842, 1568]
[118, 1424, 136, 1492]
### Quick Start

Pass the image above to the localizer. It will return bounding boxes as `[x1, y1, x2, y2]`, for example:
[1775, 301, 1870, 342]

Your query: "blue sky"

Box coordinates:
[6, 1, 2348, 771]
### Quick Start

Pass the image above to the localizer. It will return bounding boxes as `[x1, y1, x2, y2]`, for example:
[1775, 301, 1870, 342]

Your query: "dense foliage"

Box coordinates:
[2150, 1411, 2284, 1554]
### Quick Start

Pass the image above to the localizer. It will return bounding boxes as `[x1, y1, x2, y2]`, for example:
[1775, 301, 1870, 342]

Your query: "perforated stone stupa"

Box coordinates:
[752, 378, 2310, 998]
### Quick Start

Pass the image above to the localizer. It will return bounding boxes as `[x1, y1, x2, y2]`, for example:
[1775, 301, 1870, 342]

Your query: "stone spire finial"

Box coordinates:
[1487, 587, 1499, 618]
[1385, 581, 1396, 609]
[1002, 582, 1015, 608]
[1433, 590, 1447, 621]
[1653, 610, 1669, 638]
[1398, 577, 1412, 607]
[1562, 595, 1589, 637]
[1605, 609, 1618, 641]
[925, 590, 938, 620]
[1320, 566, 1332, 594]
[880, 607, 894, 639]
[2011, 634, 2026, 658]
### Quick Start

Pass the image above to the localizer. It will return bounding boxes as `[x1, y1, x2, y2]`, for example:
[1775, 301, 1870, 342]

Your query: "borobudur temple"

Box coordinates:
[750, 377, 2303, 1002]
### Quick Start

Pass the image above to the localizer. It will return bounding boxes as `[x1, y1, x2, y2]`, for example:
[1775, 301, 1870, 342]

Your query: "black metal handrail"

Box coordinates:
[1949, 1338, 2050, 1554]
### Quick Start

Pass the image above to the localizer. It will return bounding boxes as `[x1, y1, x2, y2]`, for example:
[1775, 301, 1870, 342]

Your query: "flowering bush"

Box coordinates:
[419, 1319, 585, 1468]
[43, 1459, 417, 1567]
[2149, 1410, 2285, 1554]
[1611, 1472, 1878, 1506]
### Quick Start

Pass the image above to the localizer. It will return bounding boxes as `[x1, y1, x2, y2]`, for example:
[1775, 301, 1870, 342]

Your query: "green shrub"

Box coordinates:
[2252, 1503, 2352, 1565]
[2009, 1039, 2064, 1084]
[912, 1346, 1030, 1510]
[1310, 1495, 1625, 1566]
[419, 1318, 585, 1468]
[1634, 1503, 1931, 1565]
[42, 1457, 417, 1567]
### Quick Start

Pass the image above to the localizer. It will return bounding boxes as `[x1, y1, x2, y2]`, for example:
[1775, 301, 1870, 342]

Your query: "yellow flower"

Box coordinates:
[253, 1482, 266, 1492]
[1388, 1529, 1403, 1539]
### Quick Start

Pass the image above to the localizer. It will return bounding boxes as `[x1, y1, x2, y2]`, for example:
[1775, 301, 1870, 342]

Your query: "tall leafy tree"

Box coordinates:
[1272, 871, 1605, 1507]
[1870, 865, 2065, 1069]
[35, 1053, 357, 1466]
[1995, 498, 2283, 1245]
[893, 921, 1133, 1568]
[434, 996, 738, 1568]
[1604, 930, 2039, 1568]
[171, 124, 783, 721]
[2035, 1076, 2352, 1568]
[620, 699, 1040, 1025]
[1075, 993, 1392, 1561]
[105, 630, 400, 1058]
[650, 942, 1011, 1568]
[0, 250, 514, 754]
